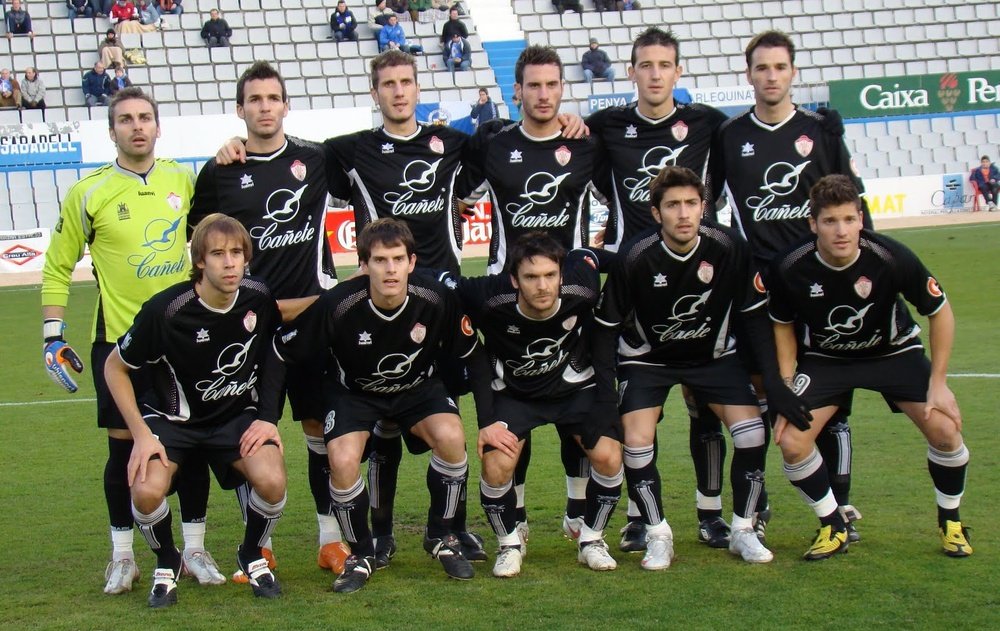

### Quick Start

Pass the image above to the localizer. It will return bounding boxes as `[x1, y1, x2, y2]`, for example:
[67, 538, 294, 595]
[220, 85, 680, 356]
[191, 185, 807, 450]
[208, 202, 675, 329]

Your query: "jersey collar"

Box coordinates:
[659, 235, 701, 261]
[515, 298, 562, 321]
[197, 288, 240, 313]
[634, 104, 677, 125]
[814, 248, 861, 271]
[246, 138, 289, 162]
[382, 126, 422, 142]
[368, 295, 410, 320]
[518, 125, 562, 142]
[749, 106, 797, 131]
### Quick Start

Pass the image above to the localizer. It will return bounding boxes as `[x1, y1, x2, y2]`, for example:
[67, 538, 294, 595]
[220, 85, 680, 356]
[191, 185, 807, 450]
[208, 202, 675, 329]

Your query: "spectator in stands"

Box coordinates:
[99, 28, 127, 69]
[378, 14, 423, 54]
[108, 64, 132, 95]
[82, 62, 112, 107]
[369, 2, 392, 38]
[20, 66, 45, 111]
[137, 0, 168, 29]
[330, 0, 359, 41]
[469, 88, 498, 129]
[0, 68, 22, 109]
[109, 0, 139, 26]
[445, 32, 471, 72]
[408, 0, 430, 22]
[387, 0, 408, 19]
[552, 0, 582, 13]
[158, 0, 181, 14]
[439, 7, 467, 62]
[594, 0, 615, 10]
[971, 155, 1000, 212]
[617, 0, 640, 8]
[201, 8, 232, 47]
[68, 0, 96, 20]
[5, 0, 34, 39]
[581, 37, 615, 88]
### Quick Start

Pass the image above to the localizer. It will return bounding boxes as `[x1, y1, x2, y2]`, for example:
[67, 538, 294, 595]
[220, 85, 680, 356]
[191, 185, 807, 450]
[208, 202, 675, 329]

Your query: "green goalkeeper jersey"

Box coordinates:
[42, 159, 195, 343]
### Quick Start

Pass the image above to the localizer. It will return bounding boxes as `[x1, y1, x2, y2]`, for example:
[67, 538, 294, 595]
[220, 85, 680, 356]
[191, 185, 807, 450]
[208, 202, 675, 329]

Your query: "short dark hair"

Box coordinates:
[189, 214, 253, 282]
[108, 87, 159, 128]
[357, 218, 416, 263]
[981, 155, 990, 161]
[745, 30, 795, 68]
[514, 45, 563, 85]
[809, 174, 861, 219]
[370, 49, 418, 89]
[236, 60, 287, 105]
[508, 231, 566, 276]
[631, 27, 680, 67]
[650, 166, 704, 209]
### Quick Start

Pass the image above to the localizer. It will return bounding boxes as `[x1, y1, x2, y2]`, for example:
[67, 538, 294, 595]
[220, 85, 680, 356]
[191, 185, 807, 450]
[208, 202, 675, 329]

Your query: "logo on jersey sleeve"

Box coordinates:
[854, 276, 872, 299]
[651, 291, 713, 341]
[623, 146, 688, 203]
[927, 277, 943, 297]
[697, 261, 714, 284]
[555, 145, 572, 167]
[196, 335, 259, 401]
[745, 161, 813, 222]
[671, 121, 688, 142]
[508, 173, 572, 229]
[753, 272, 767, 294]
[794, 135, 814, 157]
[461, 315, 474, 336]
[290, 159, 307, 181]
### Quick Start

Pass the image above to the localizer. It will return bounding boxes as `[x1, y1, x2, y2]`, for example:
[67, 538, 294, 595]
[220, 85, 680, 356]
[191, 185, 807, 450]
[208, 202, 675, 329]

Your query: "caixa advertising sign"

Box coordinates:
[829, 70, 1000, 119]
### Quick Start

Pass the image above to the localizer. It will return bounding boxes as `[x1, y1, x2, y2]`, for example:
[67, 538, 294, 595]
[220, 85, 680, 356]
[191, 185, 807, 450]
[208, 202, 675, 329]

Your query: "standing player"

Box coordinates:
[40, 87, 217, 594]
[190, 61, 347, 576]
[274, 219, 479, 594]
[587, 27, 732, 552]
[594, 167, 811, 569]
[105, 214, 286, 607]
[459, 46, 608, 541]
[447, 233, 623, 577]
[767, 175, 971, 559]
[704, 30, 871, 541]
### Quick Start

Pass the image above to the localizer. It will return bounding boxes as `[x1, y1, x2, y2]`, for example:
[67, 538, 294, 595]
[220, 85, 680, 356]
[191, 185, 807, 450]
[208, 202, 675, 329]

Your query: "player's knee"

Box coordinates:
[777, 432, 811, 462]
[588, 440, 623, 474]
[131, 480, 167, 513]
[481, 451, 515, 486]
[253, 471, 287, 504]
[328, 450, 361, 484]
[428, 419, 466, 457]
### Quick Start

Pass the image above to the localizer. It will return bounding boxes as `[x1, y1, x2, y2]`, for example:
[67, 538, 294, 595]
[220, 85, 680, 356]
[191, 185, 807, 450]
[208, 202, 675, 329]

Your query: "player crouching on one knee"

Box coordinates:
[105, 214, 287, 607]
[767, 174, 971, 560]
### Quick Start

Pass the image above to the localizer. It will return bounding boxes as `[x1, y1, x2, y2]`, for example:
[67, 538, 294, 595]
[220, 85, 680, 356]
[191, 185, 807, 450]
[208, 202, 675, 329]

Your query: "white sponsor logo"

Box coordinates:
[741, 142, 754, 157]
[744, 161, 813, 222]
[383, 159, 447, 217]
[624, 124, 637, 139]
[810, 283, 824, 297]
[650, 291, 713, 342]
[196, 335, 258, 401]
[358, 331, 372, 345]
[356, 350, 425, 393]
[195, 328, 209, 343]
[504, 329, 573, 377]
[507, 172, 572, 229]
[251, 184, 317, 252]
[817, 303, 883, 351]
[622, 145, 688, 204]
[510, 150, 522, 163]
[241, 173, 254, 189]
[653, 273, 668, 288]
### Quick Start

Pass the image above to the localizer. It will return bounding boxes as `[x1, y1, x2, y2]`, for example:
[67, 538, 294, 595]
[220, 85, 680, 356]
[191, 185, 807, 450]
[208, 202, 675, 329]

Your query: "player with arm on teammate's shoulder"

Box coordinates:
[766, 174, 970, 560]
[104, 214, 287, 607]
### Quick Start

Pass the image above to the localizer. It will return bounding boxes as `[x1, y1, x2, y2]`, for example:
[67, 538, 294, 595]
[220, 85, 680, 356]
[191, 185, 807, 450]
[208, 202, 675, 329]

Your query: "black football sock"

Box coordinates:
[133, 498, 182, 571]
[729, 417, 767, 520]
[513, 433, 531, 523]
[306, 435, 333, 514]
[689, 402, 725, 521]
[928, 443, 970, 527]
[816, 414, 853, 506]
[368, 421, 402, 540]
[426, 454, 467, 539]
[783, 448, 840, 527]
[243, 489, 286, 560]
[106, 437, 136, 530]
[561, 435, 589, 519]
[623, 444, 663, 526]
[330, 477, 374, 557]
[584, 466, 623, 534]
[480, 478, 518, 540]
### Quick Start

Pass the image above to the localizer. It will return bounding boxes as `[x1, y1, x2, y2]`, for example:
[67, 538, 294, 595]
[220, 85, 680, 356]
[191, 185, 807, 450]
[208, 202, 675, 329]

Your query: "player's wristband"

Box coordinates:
[43, 318, 65, 343]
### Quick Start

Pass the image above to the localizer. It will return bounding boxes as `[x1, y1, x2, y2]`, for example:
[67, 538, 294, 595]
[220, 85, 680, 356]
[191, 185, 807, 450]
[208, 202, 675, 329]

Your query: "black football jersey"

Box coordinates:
[458, 124, 603, 274]
[191, 137, 337, 300]
[767, 230, 947, 360]
[448, 249, 601, 399]
[275, 271, 477, 396]
[324, 125, 468, 273]
[595, 223, 766, 367]
[116, 277, 281, 425]
[705, 107, 868, 265]
[587, 102, 728, 250]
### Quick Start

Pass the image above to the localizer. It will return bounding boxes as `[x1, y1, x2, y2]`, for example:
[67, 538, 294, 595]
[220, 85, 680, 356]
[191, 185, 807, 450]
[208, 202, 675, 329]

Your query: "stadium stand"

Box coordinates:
[1, 0, 999, 229]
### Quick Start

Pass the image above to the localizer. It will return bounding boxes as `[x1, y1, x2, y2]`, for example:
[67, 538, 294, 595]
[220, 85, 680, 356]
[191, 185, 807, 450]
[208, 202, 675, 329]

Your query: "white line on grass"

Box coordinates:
[0, 373, 996, 407]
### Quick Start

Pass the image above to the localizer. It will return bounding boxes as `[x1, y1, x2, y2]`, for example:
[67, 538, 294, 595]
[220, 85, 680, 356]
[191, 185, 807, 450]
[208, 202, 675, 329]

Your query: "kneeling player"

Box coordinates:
[767, 175, 971, 559]
[275, 219, 478, 593]
[105, 215, 286, 607]
[594, 167, 810, 569]
[447, 233, 622, 577]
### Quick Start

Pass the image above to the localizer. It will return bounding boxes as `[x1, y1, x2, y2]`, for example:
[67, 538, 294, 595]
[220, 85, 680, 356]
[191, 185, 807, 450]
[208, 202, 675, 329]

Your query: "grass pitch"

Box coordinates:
[1, 223, 998, 630]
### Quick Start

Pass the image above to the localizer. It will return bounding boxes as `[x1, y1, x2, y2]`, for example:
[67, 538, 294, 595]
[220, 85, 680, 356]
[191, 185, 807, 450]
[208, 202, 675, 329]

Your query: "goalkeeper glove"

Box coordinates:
[43, 319, 85, 393]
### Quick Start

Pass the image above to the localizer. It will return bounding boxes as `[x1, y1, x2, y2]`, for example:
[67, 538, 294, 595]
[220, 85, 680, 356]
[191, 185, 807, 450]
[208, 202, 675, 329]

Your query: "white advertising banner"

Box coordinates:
[863, 172, 972, 218]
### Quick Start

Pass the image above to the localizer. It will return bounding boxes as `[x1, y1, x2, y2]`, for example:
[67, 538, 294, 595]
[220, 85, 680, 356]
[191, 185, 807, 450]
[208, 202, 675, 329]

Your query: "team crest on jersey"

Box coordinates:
[854, 276, 872, 299]
[741, 142, 754, 157]
[653, 273, 668, 288]
[411, 323, 426, 344]
[671, 121, 688, 142]
[324, 410, 336, 434]
[554, 145, 571, 167]
[697, 261, 714, 284]
[429, 136, 444, 155]
[118, 203, 130, 221]
[461, 315, 474, 336]
[753, 272, 766, 294]
[243, 310, 257, 332]
[794, 135, 814, 157]
[290, 159, 307, 181]
[241, 173, 254, 189]
[561, 315, 578, 331]
[381, 143, 394, 154]
[510, 150, 523, 163]
[625, 124, 637, 139]
[166, 192, 182, 212]
[927, 276, 943, 297]
[358, 331, 372, 345]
